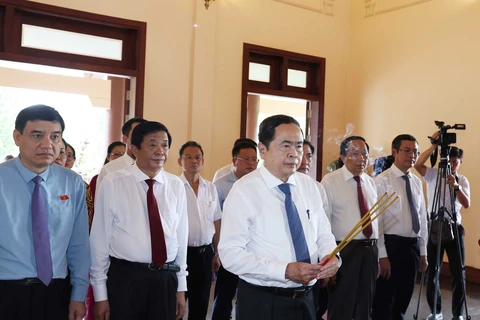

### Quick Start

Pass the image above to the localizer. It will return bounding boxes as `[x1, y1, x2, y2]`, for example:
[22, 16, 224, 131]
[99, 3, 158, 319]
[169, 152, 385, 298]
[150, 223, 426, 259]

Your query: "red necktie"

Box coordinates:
[145, 179, 167, 266]
[353, 176, 373, 238]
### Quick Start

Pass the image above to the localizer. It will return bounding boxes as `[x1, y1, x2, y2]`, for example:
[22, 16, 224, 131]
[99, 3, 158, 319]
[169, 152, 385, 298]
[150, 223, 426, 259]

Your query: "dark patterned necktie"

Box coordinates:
[401, 175, 420, 233]
[278, 183, 311, 264]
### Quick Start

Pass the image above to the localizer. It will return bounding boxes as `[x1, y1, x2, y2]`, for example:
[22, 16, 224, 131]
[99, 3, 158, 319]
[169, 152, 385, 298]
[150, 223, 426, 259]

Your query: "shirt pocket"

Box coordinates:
[202, 199, 218, 221]
[160, 210, 178, 241]
[382, 194, 403, 223]
[304, 210, 319, 253]
[48, 198, 74, 236]
[413, 193, 425, 217]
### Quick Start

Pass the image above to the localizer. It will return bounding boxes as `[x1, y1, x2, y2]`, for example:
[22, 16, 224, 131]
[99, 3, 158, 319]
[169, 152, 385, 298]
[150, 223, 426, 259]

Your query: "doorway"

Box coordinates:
[241, 44, 325, 180]
[0, 61, 117, 181]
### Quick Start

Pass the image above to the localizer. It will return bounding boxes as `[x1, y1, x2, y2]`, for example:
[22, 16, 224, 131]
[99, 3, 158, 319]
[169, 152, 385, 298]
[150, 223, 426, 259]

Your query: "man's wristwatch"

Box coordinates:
[454, 186, 461, 192]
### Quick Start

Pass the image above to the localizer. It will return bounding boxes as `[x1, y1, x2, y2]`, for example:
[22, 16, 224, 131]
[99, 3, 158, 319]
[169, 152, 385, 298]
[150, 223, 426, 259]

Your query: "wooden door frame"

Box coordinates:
[0, 0, 146, 117]
[241, 43, 326, 180]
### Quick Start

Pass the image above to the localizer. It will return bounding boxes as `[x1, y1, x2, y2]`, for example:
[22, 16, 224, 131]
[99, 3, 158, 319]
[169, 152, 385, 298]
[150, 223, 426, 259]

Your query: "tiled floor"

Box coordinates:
[187, 275, 480, 319]
[406, 276, 480, 320]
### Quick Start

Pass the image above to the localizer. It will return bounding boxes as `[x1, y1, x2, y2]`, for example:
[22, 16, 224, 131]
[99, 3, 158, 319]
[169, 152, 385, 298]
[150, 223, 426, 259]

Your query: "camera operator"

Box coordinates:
[414, 131, 470, 320]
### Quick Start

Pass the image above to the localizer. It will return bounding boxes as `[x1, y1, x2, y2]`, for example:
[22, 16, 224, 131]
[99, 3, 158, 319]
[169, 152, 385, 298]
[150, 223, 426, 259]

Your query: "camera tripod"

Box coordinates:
[413, 146, 470, 320]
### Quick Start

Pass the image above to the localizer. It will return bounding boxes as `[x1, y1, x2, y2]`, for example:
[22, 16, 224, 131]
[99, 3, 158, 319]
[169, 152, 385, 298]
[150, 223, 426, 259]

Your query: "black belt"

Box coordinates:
[241, 280, 313, 299]
[384, 234, 418, 245]
[110, 256, 180, 272]
[1, 278, 67, 286]
[188, 244, 212, 254]
[337, 239, 377, 247]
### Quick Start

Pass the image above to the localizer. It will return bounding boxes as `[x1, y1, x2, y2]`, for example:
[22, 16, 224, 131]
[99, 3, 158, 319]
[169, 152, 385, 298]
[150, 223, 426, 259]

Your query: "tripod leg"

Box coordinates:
[432, 223, 444, 317]
[449, 224, 470, 319]
[413, 271, 425, 320]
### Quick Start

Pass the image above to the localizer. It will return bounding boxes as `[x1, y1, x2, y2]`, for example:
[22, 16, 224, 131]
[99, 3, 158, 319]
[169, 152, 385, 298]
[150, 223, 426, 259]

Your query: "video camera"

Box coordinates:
[432, 121, 466, 147]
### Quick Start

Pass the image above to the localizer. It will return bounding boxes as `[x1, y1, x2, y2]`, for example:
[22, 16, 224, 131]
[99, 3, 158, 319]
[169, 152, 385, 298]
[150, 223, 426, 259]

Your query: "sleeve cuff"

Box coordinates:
[70, 284, 89, 302]
[336, 254, 342, 268]
[270, 261, 289, 282]
[177, 275, 187, 292]
[378, 246, 388, 259]
[420, 245, 427, 256]
[92, 284, 108, 302]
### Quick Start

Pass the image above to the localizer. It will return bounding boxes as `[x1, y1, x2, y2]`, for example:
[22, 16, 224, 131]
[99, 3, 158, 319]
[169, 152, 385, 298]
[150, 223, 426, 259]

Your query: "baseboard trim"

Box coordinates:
[440, 262, 480, 284]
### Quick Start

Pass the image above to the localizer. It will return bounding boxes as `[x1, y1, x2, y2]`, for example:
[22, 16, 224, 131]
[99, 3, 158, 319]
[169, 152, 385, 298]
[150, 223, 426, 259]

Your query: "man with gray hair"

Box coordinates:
[321, 136, 378, 320]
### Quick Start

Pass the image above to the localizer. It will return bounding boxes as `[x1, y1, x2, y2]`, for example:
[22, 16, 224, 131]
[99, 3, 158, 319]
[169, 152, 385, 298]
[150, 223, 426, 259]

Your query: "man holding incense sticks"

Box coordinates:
[218, 115, 339, 320]
[372, 134, 428, 320]
[321, 136, 378, 320]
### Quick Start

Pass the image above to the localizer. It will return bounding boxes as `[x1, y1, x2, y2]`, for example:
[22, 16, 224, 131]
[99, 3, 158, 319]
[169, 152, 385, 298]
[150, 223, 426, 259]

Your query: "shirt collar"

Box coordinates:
[340, 165, 368, 183]
[259, 166, 297, 190]
[121, 153, 135, 166]
[15, 156, 51, 183]
[131, 164, 165, 184]
[391, 163, 410, 178]
[227, 170, 238, 182]
[179, 173, 206, 187]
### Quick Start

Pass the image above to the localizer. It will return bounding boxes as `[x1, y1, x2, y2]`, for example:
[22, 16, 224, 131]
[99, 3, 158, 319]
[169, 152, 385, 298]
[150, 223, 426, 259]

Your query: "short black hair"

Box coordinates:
[105, 141, 126, 164]
[303, 140, 315, 155]
[391, 134, 417, 151]
[233, 138, 257, 148]
[66, 143, 76, 159]
[340, 136, 369, 156]
[449, 146, 464, 159]
[131, 121, 172, 149]
[232, 142, 257, 158]
[258, 115, 301, 149]
[107, 141, 126, 155]
[122, 117, 147, 136]
[15, 104, 65, 134]
[179, 141, 204, 157]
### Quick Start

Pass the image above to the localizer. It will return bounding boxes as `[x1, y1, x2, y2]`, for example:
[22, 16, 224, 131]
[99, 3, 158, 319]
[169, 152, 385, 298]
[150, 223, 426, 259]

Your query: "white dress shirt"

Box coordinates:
[316, 181, 330, 218]
[218, 166, 337, 288]
[321, 166, 379, 240]
[423, 167, 470, 225]
[90, 164, 189, 301]
[375, 164, 428, 259]
[96, 153, 135, 188]
[180, 174, 221, 246]
[212, 163, 234, 183]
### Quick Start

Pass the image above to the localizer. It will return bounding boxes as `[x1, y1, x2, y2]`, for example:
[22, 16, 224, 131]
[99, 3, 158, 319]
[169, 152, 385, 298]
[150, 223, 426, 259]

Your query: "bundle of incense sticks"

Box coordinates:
[320, 192, 398, 266]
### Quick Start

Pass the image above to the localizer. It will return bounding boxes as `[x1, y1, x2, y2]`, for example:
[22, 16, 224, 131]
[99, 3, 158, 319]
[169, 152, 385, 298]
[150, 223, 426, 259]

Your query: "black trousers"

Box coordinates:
[426, 224, 466, 317]
[211, 265, 239, 320]
[236, 279, 316, 320]
[0, 278, 71, 320]
[107, 258, 178, 320]
[327, 241, 378, 320]
[186, 245, 213, 320]
[312, 281, 328, 320]
[372, 235, 420, 320]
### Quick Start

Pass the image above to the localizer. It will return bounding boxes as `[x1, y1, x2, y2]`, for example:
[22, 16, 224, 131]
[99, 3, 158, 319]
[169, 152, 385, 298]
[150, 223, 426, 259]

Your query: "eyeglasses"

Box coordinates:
[66, 152, 75, 160]
[235, 157, 259, 164]
[183, 155, 203, 162]
[398, 148, 420, 157]
[109, 153, 124, 159]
